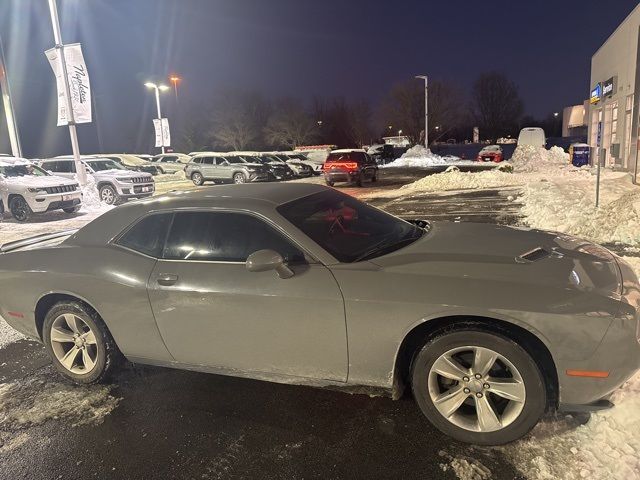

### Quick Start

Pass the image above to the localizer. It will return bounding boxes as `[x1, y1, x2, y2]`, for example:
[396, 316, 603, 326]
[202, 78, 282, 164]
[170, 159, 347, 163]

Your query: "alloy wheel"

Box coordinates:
[100, 186, 116, 205]
[192, 173, 203, 186]
[428, 346, 526, 433]
[49, 313, 99, 375]
[10, 198, 30, 221]
[233, 173, 246, 184]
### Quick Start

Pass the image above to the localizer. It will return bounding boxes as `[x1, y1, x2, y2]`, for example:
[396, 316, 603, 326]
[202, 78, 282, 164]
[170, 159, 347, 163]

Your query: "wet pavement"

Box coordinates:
[0, 168, 544, 480]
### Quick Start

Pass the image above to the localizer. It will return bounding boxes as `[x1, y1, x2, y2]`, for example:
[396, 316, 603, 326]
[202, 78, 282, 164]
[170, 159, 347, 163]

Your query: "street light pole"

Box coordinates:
[416, 75, 428, 149]
[145, 82, 169, 154]
[0, 33, 22, 157]
[47, 0, 87, 185]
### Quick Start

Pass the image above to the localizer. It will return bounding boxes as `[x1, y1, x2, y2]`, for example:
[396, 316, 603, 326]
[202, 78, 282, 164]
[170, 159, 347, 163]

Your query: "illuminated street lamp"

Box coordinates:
[317, 120, 323, 127]
[145, 82, 169, 153]
[169, 76, 181, 101]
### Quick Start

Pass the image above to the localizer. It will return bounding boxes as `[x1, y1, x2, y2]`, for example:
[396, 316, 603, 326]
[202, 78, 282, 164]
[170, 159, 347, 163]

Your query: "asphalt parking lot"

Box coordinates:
[0, 168, 534, 480]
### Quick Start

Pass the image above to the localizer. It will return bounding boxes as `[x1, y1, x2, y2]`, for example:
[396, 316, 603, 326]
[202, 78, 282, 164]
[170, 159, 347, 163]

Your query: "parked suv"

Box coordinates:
[0, 157, 81, 222]
[150, 153, 191, 174]
[323, 149, 378, 187]
[40, 157, 154, 205]
[185, 154, 270, 186]
[99, 154, 160, 176]
[271, 154, 313, 177]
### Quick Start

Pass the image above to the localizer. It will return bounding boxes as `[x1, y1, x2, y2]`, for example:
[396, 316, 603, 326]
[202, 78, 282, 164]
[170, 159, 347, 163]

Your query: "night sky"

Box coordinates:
[0, 0, 638, 157]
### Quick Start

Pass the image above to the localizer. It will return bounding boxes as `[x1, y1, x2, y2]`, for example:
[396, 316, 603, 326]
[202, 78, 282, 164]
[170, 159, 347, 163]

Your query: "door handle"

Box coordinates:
[156, 273, 178, 286]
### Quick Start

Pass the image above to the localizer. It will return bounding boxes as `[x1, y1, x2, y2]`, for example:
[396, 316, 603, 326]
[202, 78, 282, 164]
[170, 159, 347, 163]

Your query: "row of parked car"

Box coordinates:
[0, 150, 332, 222]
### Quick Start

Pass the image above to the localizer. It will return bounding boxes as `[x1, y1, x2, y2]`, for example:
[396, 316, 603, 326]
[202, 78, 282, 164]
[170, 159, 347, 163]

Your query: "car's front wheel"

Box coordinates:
[411, 329, 545, 445]
[9, 196, 32, 222]
[43, 301, 122, 384]
[191, 172, 204, 186]
[99, 185, 119, 205]
[233, 172, 246, 184]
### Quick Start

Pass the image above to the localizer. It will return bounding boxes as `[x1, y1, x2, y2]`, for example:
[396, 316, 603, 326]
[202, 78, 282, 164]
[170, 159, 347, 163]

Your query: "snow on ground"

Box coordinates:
[0, 367, 120, 454]
[381, 145, 474, 168]
[500, 371, 640, 480]
[0, 319, 24, 348]
[438, 450, 492, 480]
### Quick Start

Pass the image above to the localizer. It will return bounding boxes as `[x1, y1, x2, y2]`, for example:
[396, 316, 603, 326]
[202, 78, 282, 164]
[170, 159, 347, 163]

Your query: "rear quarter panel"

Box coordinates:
[0, 245, 173, 362]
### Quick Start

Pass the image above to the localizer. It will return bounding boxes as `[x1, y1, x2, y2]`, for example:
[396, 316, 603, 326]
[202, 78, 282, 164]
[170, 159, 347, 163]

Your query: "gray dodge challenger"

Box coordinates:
[0, 183, 639, 445]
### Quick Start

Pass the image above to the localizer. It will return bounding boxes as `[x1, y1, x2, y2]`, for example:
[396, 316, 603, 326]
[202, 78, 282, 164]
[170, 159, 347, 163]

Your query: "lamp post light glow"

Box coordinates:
[169, 76, 181, 101]
[145, 82, 169, 153]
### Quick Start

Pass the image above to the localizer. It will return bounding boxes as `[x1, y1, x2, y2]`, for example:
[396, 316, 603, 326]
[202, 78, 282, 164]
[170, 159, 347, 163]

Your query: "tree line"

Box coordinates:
[174, 71, 535, 152]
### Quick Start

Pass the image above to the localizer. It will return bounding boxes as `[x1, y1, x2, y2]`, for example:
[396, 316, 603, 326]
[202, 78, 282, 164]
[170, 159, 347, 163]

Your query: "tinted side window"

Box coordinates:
[57, 161, 74, 173]
[43, 161, 58, 172]
[164, 212, 304, 263]
[116, 213, 173, 258]
[192, 158, 202, 164]
[202, 157, 214, 165]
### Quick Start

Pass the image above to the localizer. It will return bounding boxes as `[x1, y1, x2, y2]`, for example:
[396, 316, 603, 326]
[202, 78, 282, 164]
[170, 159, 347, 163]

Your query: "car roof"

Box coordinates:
[0, 157, 33, 166]
[69, 183, 330, 247]
[330, 149, 366, 154]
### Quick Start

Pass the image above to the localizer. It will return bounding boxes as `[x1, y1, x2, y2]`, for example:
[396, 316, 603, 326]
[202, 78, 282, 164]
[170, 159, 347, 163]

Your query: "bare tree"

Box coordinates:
[312, 97, 373, 148]
[471, 72, 524, 141]
[264, 99, 319, 149]
[211, 90, 270, 150]
[381, 78, 464, 145]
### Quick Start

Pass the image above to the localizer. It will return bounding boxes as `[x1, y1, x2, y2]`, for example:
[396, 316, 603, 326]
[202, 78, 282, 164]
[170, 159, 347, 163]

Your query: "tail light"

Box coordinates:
[325, 162, 359, 171]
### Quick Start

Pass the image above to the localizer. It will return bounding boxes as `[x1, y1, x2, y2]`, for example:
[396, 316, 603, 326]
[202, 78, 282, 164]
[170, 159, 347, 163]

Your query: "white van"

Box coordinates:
[517, 127, 546, 148]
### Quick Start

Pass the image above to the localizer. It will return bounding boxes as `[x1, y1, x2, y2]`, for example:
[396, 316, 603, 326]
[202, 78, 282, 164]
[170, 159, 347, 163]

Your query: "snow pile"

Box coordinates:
[79, 175, 108, 213]
[0, 320, 24, 348]
[382, 145, 461, 168]
[399, 168, 522, 194]
[439, 450, 492, 480]
[502, 371, 640, 480]
[510, 146, 568, 173]
[521, 172, 640, 246]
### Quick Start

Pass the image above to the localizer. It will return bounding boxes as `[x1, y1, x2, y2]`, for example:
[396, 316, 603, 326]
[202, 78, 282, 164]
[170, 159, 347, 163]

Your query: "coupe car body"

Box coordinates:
[0, 183, 638, 445]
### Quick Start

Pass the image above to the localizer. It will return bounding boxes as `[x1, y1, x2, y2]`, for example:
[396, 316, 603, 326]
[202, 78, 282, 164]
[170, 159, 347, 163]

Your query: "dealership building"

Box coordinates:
[588, 3, 640, 181]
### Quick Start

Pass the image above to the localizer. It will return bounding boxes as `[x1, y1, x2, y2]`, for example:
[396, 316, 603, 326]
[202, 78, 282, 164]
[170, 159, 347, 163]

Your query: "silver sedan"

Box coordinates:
[0, 183, 639, 445]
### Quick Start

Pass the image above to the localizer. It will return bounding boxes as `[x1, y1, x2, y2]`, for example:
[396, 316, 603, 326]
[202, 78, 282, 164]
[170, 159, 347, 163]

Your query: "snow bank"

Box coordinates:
[521, 172, 640, 246]
[79, 176, 109, 213]
[0, 319, 24, 348]
[381, 145, 462, 168]
[399, 169, 522, 193]
[510, 145, 568, 173]
[439, 450, 492, 480]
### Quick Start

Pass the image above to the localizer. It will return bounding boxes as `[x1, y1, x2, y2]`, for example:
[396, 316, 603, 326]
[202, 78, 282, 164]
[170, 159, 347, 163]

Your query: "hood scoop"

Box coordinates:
[516, 247, 552, 264]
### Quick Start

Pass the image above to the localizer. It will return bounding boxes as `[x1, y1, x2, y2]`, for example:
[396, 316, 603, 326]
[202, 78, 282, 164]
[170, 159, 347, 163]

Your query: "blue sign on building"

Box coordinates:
[590, 83, 602, 104]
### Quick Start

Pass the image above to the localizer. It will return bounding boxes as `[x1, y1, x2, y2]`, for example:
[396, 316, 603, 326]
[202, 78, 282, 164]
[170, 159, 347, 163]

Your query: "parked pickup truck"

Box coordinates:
[40, 157, 154, 205]
[0, 157, 82, 222]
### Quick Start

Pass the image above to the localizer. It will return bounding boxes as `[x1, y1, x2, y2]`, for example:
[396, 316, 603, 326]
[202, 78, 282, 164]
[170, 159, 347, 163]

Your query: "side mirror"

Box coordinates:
[246, 249, 294, 279]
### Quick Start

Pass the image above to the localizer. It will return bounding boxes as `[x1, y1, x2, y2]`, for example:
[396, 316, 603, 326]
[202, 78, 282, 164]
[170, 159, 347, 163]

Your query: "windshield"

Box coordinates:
[277, 189, 423, 263]
[0, 164, 49, 177]
[86, 159, 127, 171]
[481, 145, 501, 152]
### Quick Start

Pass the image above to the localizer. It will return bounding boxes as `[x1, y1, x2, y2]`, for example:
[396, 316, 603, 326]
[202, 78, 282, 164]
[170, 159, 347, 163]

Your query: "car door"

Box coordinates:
[199, 157, 215, 179]
[147, 210, 348, 382]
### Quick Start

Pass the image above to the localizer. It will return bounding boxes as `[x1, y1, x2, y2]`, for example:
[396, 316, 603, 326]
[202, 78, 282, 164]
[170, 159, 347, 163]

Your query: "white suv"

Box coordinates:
[0, 157, 82, 222]
[40, 157, 155, 205]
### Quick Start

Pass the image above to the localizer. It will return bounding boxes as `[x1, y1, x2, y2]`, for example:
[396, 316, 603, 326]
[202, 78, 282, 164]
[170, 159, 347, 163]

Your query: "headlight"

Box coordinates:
[116, 177, 133, 183]
[27, 188, 48, 194]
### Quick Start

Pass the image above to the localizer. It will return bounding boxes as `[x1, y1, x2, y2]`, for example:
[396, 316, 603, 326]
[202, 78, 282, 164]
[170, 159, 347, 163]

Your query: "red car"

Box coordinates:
[476, 145, 504, 162]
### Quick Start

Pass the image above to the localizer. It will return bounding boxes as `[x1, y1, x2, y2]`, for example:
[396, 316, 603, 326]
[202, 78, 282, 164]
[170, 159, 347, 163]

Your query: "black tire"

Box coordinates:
[63, 206, 81, 214]
[43, 301, 122, 384]
[371, 173, 378, 182]
[191, 172, 204, 186]
[9, 196, 32, 222]
[355, 175, 363, 187]
[325, 180, 334, 187]
[233, 172, 246, 184]
[99, 184, 119, 205]
[411, 329, 546, 445]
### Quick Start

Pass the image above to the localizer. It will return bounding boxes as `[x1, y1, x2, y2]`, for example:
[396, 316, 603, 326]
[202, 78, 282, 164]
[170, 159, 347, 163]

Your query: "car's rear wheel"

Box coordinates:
[355, 176, 363, 187]
[99, 184, 119, 205]
[43, 301, 121, 384]
[9, 196, 32, 222]
[191, 172, 204, 186]
[411, 329, 545, 445]
[233, 172, 246, 184]
[325, 180, 334, 187]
